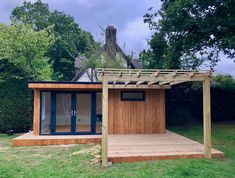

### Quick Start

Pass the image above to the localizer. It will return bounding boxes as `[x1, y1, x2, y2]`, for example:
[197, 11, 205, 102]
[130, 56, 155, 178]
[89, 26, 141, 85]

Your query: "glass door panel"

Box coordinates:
[55, 93, 72, 133]
[96, 92, 102, 133]
[76, 94, 91, 132]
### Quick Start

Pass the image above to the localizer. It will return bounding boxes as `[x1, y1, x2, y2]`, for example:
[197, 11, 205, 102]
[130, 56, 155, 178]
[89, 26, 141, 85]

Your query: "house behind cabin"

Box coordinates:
[72, 26, 141, 82]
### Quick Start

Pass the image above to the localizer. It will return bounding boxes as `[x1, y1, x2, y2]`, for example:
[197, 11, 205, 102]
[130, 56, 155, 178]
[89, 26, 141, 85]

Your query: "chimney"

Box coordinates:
[105, 26, 117, 59]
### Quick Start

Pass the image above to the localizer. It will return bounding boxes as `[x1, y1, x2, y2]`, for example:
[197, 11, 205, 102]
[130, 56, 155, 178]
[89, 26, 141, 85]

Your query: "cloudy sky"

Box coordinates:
[0, 0, 234, 76]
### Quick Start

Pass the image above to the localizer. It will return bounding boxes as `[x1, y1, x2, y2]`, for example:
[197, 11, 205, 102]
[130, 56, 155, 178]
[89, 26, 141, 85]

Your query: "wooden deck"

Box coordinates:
[108, 131, 224, 163]
[12, 131, 223, 163]
[12, 133, 101, 146]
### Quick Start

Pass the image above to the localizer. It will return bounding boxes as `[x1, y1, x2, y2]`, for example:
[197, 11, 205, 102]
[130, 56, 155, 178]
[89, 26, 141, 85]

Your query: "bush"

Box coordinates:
[166, 107, 194, 125]
[0, 60, 32, 133]
[166, 75, 235, 126]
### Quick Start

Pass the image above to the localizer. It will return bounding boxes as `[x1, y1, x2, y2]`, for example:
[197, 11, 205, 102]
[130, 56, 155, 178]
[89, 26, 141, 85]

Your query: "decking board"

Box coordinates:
[12, 131, 224, 163]
[108, 131, 224, 163]
[12, 133, 101, 146]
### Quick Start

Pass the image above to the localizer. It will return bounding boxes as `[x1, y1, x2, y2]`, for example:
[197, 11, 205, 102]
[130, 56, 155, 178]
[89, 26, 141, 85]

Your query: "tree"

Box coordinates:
[0, 23, 55, 132]
[10, 0, 50, 31]
[46, 10, 98, 80]
[140, 32, 181, 69]
[142, 0, 235, 69]
[11, 0, 98, 81]
[214, 74, 235, 89]
[0, 23, 54, 80]
[0, 59, 32, 132]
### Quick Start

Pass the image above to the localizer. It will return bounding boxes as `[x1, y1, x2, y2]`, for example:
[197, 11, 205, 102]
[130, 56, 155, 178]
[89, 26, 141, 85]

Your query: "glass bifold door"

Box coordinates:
[40, 91, 102, 135]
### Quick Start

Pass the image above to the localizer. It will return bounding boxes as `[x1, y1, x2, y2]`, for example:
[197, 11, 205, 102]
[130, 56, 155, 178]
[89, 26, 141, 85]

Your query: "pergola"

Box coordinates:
[97, 68, 212, 167]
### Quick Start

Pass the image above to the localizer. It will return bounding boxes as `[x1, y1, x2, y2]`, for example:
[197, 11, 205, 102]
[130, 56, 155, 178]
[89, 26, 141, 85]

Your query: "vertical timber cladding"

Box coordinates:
[33, 89, 40, 135]
[108, 89, 166, 134]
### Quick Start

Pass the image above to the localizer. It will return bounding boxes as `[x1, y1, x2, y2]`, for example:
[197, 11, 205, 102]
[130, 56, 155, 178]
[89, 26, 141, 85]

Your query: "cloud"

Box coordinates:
[215, 56, 235, 76]
[118, 17, 153, 56]
[0, 0, 24, 24]
[0, 0, 234, 76]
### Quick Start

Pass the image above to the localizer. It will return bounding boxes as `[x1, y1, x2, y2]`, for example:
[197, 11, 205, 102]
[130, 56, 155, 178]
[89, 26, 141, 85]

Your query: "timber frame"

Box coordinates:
[97, 68, 212, 167]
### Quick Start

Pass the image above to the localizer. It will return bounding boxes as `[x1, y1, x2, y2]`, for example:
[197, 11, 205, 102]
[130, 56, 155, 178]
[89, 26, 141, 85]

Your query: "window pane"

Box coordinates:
[76, 94, 91, 132]
[96, 92, 102, 133]
[55, 94, 71, 132]
[41, 92, 51, 134]
[121, 91, 145, 101]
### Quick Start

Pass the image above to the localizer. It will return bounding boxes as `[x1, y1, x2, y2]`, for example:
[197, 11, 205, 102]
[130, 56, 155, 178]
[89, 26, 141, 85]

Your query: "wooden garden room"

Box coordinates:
[12, 68, 224, 165]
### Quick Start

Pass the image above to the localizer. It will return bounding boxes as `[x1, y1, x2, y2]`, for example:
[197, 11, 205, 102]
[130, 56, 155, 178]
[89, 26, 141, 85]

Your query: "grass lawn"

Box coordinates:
[0, 123, 235, 178]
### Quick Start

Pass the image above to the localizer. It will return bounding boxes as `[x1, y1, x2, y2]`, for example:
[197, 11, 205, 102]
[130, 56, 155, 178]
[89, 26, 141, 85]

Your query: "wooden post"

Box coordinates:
[33, 89, 40, 135]
[203, 77, 212, 158]
[102, 74, 109, 166]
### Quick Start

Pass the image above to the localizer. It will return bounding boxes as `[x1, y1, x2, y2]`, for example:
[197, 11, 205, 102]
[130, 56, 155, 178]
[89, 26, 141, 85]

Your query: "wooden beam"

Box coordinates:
[109, 84, 171, 89]
[188, 72, 195, 78]
[148, 80, 159, 85]
[203, 77, 212, 159]
[33, 89, 40, 135]
[159, 81, 171, 85]
[136, 81, 146, 86]
[125, 81, 131, 86]
[171, 72, 177, 78]
[28, 83, 102, 89]
[135, 71, 141, 78]
[170, 81, 186, 85]
[150, 71, 159, 77]
[102, 74, 109, 167]
[105, 75, 206, 82]
[96, 69, 212, 84]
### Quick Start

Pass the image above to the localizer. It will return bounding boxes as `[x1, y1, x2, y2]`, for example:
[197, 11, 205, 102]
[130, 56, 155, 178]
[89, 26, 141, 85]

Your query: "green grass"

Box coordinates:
[0, 123, 235, 178]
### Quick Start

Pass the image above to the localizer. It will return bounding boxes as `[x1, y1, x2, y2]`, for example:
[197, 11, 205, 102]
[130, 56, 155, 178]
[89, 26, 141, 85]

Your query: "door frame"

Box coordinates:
[40, 90, 98, 135]
[71, 91, 97, 135]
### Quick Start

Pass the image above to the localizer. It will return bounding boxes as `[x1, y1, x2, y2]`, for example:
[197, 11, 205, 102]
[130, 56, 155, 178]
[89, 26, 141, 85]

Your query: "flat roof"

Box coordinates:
[28, 81, 102, 90]
[28, 81, 171, 90]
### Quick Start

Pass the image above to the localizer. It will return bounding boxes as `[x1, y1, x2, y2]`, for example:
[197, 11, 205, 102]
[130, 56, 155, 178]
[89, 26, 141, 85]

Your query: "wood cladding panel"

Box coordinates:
[33, 89, 40, 135]
[108, 89, 165, 134]
[28, 83, 102, 90]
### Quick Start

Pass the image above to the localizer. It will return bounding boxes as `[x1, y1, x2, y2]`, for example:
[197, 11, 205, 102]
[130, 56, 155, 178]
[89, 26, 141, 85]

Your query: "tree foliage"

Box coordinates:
[213, 74, 235, 89]
[0, 23, 54, 80]
[11, 0, 98, 80]
[0, 23, 55, 132]
[142, 0, 235, 69]
[0, 59, 32, 132]
[82, 46, 127, 70]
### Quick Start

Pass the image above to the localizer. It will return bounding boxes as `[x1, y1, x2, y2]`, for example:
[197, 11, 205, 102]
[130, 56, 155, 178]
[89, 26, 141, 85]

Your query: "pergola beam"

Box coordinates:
[135, 71, 141, 78]
[104, 76, 207, 82]
[170, 81, 186, 85]
[188, 72, 195, 78]
[97, 68, 211, 84]
[159, 81, 171, 86]
[125, 81, 131, 86]
[148, 80, 159, 85]
[109, 84, 171, 89]
[150, 71, 159, 77]
[118, 72, 122, 77]
[136, 81, 146, 86]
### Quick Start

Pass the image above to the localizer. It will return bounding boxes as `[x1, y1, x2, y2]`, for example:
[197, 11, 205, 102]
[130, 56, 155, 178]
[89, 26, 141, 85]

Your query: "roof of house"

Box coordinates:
[72, 26, 141, 82]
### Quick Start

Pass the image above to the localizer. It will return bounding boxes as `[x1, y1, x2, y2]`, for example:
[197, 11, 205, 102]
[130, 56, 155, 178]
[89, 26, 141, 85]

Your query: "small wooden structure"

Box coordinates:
[96, 68, 212, 166]
[12, 68, 224, 166]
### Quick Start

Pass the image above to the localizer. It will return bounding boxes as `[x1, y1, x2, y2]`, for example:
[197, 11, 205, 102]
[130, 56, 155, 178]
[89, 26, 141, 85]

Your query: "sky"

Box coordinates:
[0, 0, 234, 76]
